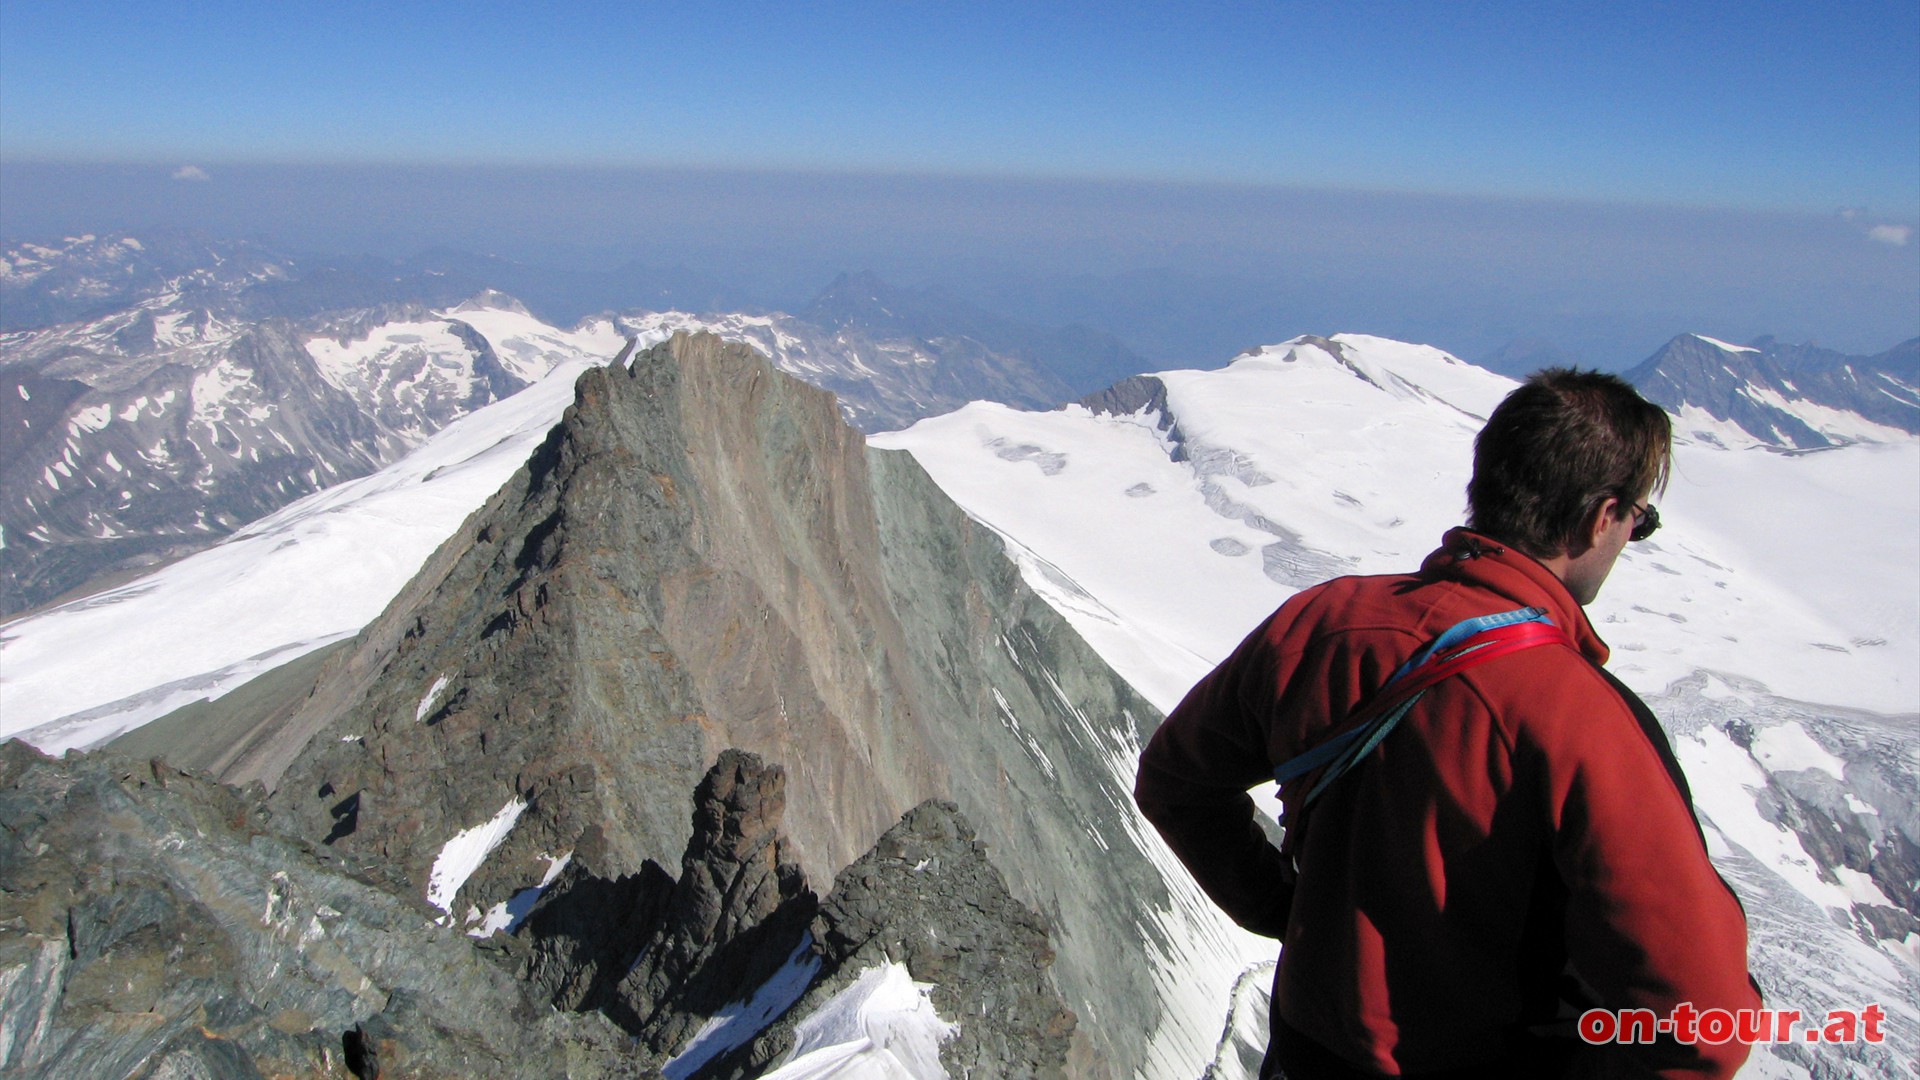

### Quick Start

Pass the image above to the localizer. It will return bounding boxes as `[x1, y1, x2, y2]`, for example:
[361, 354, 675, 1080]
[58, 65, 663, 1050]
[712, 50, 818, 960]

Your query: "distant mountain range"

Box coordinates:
[0, 234, 1149, 615]
[1625, 332, 1920, 449]
[7, 232, 1915, 623]
[0, 281, 606, 615]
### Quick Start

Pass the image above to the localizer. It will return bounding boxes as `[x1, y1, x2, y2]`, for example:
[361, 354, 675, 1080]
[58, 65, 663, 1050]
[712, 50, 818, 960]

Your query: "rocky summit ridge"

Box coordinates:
[18, 331, 1192, 1075]
[0, 738, 1069, 1078]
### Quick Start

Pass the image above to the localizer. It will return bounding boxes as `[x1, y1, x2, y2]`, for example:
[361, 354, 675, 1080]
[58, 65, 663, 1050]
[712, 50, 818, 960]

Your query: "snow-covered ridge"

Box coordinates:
[1693, 333, 1761, 354]
[760, 964, 956, 1080]
[880, 332, 1916, 714]
[1628, 331, 1919, 451]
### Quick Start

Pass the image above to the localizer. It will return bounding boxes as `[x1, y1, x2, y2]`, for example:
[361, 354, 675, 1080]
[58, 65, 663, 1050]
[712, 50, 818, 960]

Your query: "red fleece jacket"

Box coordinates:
[1135, 529, 1757, 1078]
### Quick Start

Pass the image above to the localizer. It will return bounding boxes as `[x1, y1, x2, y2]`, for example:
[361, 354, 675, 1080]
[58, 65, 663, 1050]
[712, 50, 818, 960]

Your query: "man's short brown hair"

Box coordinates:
[1467, 368, 1672, 558]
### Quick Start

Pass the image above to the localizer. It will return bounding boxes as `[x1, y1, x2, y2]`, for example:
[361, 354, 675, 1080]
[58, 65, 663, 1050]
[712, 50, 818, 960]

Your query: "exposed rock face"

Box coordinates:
[265, 331, 946, 900]
[0, 732, 1080, 1078]
[0, 740, 644, 1079]
[1625, 332, 1920, 447]
[861, 446, 1183, 1074]
[771, 799, 1075, 1077]
[255, 332, 1174, 1073]
[611, 750, 818, 1056]
[510, 750, 1071, 1077]
[1078, 372, 1172, 425]
[518, 854, 674, 1015]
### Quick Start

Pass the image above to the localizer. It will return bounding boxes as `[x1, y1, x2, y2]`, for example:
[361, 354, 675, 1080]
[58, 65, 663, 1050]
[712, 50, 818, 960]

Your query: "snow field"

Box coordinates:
[440, 303, 625, 383]
[878, 336, 1918, 717]
[660, 937, 825, 1078]
[304, 319, 480, 397]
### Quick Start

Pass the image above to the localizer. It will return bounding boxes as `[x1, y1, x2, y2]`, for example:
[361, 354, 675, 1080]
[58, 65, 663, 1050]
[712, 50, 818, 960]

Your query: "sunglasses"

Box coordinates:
[1626, 501, 1660, 542]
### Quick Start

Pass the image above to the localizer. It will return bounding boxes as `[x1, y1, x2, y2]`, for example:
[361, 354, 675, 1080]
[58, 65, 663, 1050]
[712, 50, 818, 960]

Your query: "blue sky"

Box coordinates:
[4, 1, 1915, 214]
[1, 2, 1915, 366]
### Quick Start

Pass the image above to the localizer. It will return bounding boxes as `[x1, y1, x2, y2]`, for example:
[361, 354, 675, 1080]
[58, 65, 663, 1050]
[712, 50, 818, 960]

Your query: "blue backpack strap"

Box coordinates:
[1272, 607, 1557, 806]
[1386, 606, 1554, 682]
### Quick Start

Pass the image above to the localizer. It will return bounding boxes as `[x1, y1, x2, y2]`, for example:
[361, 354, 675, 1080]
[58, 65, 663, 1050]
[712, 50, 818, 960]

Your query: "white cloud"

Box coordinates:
[171, 165, 211, 182]
[1867, 224, 1912, 246]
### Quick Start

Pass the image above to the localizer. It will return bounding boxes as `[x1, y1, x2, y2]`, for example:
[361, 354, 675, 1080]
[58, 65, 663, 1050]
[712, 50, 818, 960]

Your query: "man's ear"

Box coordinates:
[1582, 497, 1622, 551]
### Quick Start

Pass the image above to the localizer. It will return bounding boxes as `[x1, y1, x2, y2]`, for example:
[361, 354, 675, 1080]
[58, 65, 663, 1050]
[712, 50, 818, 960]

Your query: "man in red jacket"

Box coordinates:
[1135, 369, 1758, 1079]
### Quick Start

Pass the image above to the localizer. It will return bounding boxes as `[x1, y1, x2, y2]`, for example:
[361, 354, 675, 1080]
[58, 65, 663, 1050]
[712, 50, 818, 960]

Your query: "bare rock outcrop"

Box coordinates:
[610, 750, 818, 1055]
[0, 740, 644, 1079]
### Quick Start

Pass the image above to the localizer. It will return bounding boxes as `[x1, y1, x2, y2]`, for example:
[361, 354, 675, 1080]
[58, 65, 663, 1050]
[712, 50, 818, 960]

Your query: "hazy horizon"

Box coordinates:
[3, 3, 1915, 370]
[5, 160, 1914, 371]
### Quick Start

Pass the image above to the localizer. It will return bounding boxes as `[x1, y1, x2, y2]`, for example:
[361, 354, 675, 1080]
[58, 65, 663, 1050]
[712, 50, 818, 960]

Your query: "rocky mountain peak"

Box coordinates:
[224, 328, 1174, 1071]
[1626, 332, 1920, 447]
[800, 270, 906, 331]
[0, 739, 646, 1077]
[448, 288, 534, 317]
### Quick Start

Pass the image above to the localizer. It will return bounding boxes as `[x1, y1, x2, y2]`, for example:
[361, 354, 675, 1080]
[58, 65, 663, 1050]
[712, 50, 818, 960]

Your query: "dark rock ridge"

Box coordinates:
[235, 331, 1171, 1073]
[1078, 373, 1173, 429]
[749, 798, 1075, 1077]
[0, 740, 645, 1079]
[511, 750, 1073, 1077]
[606, 749, 818, 1057]
[1625, 332, 1920, 448]
[0, 737, 1071, 1078]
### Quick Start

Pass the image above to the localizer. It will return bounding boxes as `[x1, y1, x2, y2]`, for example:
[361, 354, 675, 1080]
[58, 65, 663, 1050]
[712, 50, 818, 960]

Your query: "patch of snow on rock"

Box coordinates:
[426, 797, 527, 914]
[763, 963, 957, 1080]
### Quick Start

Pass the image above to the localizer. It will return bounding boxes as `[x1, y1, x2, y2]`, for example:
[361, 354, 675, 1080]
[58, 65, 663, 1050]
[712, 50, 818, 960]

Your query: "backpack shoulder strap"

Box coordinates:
[1272, 607, 1572, 810]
